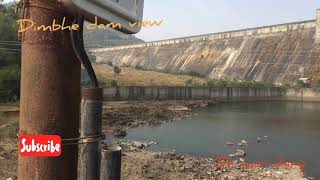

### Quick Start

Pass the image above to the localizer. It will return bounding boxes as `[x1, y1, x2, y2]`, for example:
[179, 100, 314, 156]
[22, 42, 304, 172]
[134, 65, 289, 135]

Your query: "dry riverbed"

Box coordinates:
[0, 101, 307, 180]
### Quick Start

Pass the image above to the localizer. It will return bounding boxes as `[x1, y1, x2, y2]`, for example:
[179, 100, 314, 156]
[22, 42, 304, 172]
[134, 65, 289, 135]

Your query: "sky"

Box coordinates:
[135, 0, 320, 41]
[3, 0, 320, 42]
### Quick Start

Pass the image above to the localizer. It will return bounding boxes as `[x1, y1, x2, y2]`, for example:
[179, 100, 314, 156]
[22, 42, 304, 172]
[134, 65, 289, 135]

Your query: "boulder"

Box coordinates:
[113, 129, 127, 137]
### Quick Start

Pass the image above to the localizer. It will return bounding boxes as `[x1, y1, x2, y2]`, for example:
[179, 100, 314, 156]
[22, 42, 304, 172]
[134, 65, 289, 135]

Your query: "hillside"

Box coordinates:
[92, 64, 207, 86]
[84, 27, 144, 48]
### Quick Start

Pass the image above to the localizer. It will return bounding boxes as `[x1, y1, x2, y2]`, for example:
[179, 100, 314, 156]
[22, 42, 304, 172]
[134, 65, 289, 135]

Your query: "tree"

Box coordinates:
[0, 3, 21, 102]
[295, 80, 306, 88]
[113, 66, 121, 77]
[185, 79, 193, 86]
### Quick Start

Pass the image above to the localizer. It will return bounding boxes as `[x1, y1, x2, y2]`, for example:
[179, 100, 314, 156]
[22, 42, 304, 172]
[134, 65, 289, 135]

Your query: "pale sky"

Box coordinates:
[4, 0, 320, 42]
[136, 0, 320, 41]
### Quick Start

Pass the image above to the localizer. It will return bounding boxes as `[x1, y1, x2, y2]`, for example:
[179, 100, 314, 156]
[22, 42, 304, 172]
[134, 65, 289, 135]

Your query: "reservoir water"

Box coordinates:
[122, 101, 320, 178]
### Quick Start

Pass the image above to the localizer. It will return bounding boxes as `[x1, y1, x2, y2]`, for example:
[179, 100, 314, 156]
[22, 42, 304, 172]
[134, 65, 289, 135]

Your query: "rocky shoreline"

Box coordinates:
[0, 101, 308, 180]
[108, 139, 306, 180]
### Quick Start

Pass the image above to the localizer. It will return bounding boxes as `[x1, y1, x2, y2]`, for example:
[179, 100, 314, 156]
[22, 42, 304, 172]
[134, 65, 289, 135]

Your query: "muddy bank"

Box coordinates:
[102, 100, 213, 134]
[0, 138, 17, 179]
[0, 137, 306, 180]
[109, 139, 306, 180]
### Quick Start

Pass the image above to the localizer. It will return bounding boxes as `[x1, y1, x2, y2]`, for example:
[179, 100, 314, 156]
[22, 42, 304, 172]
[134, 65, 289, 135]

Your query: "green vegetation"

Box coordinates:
[113, 66, 122, 77]
[185, 79, 193, 86]
[107, 79, 118, 87]
[133, 65, 280, 87]
[164, 70, 206, 78]
[294, 80, 307, 88]
[0, 2, 21, 102]
[316, 80, 320, 88]
[135, 66, 207, 78]
[185, 71, 206, 78]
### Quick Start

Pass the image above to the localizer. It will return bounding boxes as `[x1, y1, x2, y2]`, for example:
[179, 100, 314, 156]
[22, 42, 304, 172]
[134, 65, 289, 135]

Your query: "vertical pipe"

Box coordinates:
[101, 146, 122, 180]
[79, 88, 103, 180]
[18, 0, 80, 179]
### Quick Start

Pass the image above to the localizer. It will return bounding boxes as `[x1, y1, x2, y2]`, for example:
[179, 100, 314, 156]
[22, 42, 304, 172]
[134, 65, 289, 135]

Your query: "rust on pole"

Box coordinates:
[18, 0, 80, 179]
[79, 87, 103, 180]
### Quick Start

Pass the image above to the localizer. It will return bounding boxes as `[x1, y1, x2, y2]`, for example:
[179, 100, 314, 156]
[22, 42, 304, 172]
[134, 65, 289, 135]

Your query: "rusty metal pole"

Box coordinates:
[79, 88, 103, 180]
[18, 0, 80, 179]
[101, 145, 122, 180]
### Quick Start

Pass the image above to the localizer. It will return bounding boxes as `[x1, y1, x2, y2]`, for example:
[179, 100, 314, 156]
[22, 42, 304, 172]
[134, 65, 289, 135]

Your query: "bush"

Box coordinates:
[186, 71, 206, 78]
[0, 66, 20, 102]
[295, 80, 306, 88]
[135, 65, 145, 70]
[107, 80, 118, 87]
[0, 4, 21, 102]
[107, 61, 113, 66]
[113, 66, 121, 77]
[185, 79, 193, 86]
[121, 63, 130, 67]
[315, 80, 320, 88]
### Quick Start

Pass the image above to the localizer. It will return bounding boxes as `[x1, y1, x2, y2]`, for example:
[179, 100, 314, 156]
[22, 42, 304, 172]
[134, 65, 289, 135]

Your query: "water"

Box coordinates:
[122, 101, 320, 178]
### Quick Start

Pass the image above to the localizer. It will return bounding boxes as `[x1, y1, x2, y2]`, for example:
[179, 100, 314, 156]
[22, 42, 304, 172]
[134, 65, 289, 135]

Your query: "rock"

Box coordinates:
[132, 141, 148, 149]
[228, 154, 236, 157]
[307, 177, 316, 180]
[235, 149, 246, 157]
[199, 103, 208, 107]
[167, 105, 190, 111]
[237, 142, 243, 146]
[113, 129, 127, 137]
[129, 147, 138, 151]
[207, 171, 212, 175]
[241, 140, 248, 144]
[226, 142, 234, 146]
[6, 176, 17, 180]
[147, 141, 157, 146]
[179, 166, 185, 172]
[265, 171, 271, 176]
[233, 160, 238, 164]
[239, 158, 245, 162]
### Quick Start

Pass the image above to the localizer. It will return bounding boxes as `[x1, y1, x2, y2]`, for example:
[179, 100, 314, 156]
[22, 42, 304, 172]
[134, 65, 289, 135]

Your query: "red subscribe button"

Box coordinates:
[19, 135, 62, 157]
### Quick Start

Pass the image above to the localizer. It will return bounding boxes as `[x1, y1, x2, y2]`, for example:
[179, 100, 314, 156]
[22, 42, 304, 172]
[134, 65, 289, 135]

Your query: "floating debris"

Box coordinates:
[226, 141, 234, 146]
[228, 154, 236, 157]
[237, 142, 243, 146]
[235, 149, 246, 157]
[257, 137, 262, 143]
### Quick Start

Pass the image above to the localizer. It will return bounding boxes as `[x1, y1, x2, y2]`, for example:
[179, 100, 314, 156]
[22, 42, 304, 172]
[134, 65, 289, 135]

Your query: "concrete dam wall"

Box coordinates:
[92, 9, 320, 85]
[103, 86, 286, 101]
[102, 86, 320, 102]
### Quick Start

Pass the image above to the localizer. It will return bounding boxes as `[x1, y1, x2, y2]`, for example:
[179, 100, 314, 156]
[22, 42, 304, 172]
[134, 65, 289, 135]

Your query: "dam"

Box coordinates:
[91, 9, 320, 85]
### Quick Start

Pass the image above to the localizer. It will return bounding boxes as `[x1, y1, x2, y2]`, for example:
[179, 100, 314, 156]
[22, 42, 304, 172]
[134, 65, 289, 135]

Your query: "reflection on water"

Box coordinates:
[123, 101, 320, 178]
